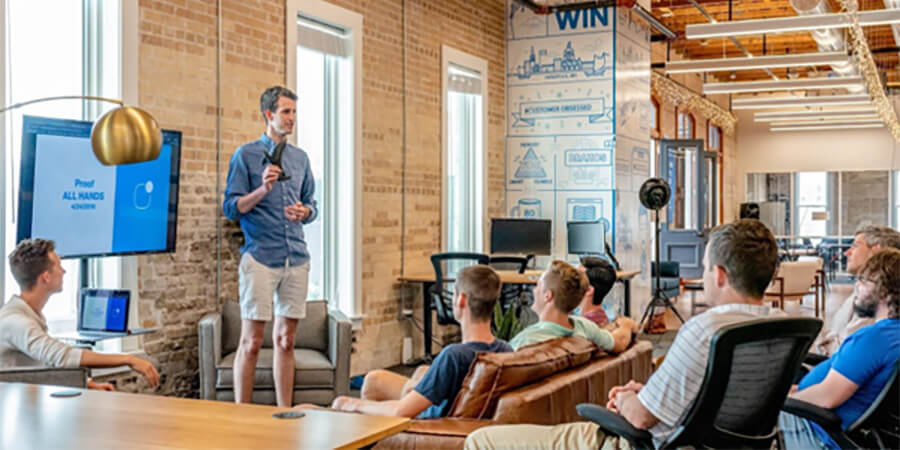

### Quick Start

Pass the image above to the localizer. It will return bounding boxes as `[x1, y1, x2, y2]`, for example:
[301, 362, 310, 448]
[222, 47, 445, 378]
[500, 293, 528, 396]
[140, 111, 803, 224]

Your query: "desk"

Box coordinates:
[0, 382, 409, 449]
[399, 269, 640, 361]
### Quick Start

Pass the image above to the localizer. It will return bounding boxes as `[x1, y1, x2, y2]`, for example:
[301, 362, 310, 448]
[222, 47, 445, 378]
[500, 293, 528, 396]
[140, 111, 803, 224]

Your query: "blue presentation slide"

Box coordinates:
[81, 294, 128, 331]
[25, 118, 173, 257]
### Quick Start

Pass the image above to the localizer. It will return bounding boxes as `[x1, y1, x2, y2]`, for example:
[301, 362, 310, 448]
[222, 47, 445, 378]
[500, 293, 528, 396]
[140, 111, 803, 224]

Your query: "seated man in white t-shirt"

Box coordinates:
[466, 219, 784, 449]
[0, 239, 159, 391]
[509, 260, 638, 353]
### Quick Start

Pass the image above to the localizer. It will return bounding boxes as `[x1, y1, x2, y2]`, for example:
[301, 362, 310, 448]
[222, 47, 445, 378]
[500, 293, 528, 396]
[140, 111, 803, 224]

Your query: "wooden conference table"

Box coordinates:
[399, 269, 640, 361]
[0, 382, 409, 449]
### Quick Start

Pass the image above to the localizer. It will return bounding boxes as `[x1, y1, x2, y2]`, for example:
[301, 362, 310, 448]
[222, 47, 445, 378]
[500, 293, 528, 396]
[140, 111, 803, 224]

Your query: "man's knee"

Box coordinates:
[238, 333, 264, 356]
[361, 369, 392, 398]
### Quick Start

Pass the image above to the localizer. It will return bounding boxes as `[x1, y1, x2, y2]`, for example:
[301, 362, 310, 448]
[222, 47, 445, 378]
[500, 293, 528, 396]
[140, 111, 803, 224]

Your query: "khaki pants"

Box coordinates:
[464, 422, 632, 450]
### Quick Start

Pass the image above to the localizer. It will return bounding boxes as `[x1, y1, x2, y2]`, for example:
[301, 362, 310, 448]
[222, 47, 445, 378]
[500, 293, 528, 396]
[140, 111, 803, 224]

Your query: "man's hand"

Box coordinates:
[606, 380, 645, 411]
[284, 202, 310, 222]
[615, 317, 640, 334]
[262, 165, 282, 193]
[614, 390, 638, 414]
[331, 396, 360, 412]
[87, 379, 115, 391]
[128, 356, 160, 388]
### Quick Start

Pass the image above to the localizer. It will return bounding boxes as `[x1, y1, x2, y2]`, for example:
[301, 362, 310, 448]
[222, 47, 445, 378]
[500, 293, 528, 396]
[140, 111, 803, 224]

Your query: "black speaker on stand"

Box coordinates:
[740, 202, 760, 219]
[638, 178, 685, 330]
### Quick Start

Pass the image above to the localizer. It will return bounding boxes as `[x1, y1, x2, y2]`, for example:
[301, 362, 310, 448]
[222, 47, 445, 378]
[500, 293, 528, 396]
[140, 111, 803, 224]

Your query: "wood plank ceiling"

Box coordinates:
[651, 0, 900, 83]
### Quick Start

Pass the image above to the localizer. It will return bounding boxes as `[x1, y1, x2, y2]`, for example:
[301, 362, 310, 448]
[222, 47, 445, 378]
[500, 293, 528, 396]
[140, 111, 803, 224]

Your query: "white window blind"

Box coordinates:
[297, 15, 350, 58]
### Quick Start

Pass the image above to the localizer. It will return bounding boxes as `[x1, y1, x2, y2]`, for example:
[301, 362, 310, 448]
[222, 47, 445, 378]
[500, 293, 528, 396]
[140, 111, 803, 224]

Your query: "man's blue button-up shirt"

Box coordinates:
[223, 134, 317, 268]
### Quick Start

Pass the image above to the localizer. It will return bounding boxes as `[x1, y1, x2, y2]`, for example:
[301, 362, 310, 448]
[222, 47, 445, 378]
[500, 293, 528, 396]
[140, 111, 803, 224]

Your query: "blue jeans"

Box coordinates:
[779, 411, 829, 450]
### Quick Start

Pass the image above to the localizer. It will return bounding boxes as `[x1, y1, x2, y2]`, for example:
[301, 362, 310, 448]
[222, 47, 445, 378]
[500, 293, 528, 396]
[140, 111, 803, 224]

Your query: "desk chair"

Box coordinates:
[429, 252, 490, 326]
[577, 317, 822, 449]
[783, 361, 899, 449]
[764, 260, 822, 317]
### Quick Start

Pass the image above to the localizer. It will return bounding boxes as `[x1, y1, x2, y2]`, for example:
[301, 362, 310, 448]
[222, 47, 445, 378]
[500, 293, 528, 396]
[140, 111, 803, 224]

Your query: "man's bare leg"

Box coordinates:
[273, 316, 299, 407]
[234, 319, 266, 403]
[399, 365, 431, 397]
[361, 369, 411, 401]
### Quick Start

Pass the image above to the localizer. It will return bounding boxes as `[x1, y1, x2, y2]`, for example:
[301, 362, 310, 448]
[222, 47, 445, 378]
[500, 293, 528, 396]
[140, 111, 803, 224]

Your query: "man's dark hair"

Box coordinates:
[581, 256, 616, 305]
[706, 219, 778, 299]
[259, 86, 297, 124]
[455, 265, 502, 321]
[858, 248, 900, 319]
[543, 260, 589, 313]
[8, 239, 55, 291]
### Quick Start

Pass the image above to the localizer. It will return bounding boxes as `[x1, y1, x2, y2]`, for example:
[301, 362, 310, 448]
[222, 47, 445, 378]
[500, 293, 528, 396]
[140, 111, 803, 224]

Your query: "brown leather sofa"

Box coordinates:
[375, 337, 654, 449]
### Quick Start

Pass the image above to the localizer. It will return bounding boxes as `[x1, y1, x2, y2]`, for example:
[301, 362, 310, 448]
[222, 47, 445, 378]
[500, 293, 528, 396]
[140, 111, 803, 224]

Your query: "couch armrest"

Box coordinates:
[198, 312, 222, 400]
[328, 308, 352, 397]
[373, 418, 496, 450]
[405, 418, 496, 437]
[0, 366, 88, 388]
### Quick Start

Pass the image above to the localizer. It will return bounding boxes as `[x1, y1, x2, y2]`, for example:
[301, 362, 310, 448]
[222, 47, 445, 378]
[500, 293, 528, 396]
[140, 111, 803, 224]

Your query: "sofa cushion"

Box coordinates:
[449, 336, 598, 419]
[221, 300, 329, 354]
[492, 340, 654, 424]
[216, 348, 334, 389]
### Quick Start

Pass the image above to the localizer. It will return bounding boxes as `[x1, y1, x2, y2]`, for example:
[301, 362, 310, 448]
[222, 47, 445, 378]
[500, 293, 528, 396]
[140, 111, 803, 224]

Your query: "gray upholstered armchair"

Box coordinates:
[198, 300, 351, 405]
[0, 366, 88, 388]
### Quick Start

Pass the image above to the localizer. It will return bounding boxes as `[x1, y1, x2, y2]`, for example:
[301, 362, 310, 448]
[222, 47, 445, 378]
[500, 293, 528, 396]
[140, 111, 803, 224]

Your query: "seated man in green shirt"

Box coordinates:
[510, 260, 638, 353]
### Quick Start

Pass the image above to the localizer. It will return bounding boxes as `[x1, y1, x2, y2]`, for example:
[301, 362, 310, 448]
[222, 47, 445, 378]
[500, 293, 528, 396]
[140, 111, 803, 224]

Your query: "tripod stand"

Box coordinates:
[638, 208, 686, 331]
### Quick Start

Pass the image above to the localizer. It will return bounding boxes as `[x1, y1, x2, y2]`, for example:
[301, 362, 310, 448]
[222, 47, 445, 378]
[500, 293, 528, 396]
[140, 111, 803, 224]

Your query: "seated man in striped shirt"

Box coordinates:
[465, 219, 784, 449]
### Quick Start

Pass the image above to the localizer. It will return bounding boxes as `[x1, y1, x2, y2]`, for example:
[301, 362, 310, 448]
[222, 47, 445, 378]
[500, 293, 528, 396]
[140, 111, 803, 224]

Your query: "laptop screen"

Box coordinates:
[78, 289, 130, 332]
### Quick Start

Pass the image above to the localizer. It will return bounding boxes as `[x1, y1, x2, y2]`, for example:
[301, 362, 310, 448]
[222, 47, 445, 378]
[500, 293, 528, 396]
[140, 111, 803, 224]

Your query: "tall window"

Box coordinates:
[677, 111, 694, 139]
[795, 172, 829, 237]
[707, 123, 721, 152]
[2, 0, 122, 333]
[649, 97, 660, 177]
[442, 46, 486, 254]
[295, 11, 358, 315]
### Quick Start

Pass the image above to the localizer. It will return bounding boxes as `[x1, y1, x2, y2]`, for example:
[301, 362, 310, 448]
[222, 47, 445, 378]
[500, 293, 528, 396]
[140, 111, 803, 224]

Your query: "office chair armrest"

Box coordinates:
[577, 404, 654, 450]
[804, 353, 828, 366]
[782, 398, 843, 432]
[198, 312, 222, 400]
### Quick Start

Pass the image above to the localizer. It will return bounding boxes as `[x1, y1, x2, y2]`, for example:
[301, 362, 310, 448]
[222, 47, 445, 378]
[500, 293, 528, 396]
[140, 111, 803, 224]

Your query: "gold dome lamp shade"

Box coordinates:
[0, 96, 162, 166]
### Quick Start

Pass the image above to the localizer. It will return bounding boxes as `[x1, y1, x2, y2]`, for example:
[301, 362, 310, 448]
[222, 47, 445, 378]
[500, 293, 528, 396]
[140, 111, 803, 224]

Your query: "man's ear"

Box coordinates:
[264, 109, 274, 124]
[456, 291, 468, 310]
[714, 265, 728, 288]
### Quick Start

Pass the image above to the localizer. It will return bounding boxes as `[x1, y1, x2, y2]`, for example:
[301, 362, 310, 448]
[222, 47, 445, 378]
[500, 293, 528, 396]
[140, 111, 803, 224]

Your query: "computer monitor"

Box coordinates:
[490, 218, 552, 255]
[567, 221, 606, 256]
[78, 289, 130, 333]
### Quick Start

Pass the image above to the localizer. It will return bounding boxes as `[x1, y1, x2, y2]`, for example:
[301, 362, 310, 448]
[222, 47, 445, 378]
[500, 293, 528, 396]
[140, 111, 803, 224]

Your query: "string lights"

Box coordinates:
[839, 0, 900, 140]
[651, 71, 737, 134]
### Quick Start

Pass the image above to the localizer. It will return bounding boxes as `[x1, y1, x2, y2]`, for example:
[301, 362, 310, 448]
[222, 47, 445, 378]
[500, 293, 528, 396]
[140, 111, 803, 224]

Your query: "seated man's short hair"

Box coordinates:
[706, 219, 778, 299]
[8, 239, 55, 291]
[580, 256, 616, 306]
[543, 260, 589, 313]
[455, 265, 502, 321]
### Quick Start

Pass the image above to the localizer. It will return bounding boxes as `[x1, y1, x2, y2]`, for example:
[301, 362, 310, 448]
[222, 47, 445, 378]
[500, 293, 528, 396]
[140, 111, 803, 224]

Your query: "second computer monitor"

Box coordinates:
[490, 218, 552, 255]
[567, 221, 606, 255]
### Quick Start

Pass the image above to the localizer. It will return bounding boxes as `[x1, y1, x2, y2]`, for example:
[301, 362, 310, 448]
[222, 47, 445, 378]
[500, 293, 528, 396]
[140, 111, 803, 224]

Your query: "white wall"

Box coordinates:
[735, 109, 900, 202]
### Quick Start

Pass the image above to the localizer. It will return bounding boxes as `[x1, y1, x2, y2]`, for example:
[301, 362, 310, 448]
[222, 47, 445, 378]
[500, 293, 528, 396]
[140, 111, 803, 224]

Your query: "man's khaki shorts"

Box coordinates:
[238, 253, 309, 321]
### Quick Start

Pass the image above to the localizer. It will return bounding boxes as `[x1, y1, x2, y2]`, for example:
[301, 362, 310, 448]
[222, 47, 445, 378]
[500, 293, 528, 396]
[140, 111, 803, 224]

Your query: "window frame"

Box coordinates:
[441, 45, 488, 254]
[286, 0, 363, 320]
[650, 96, 661, 139]
[676, 109, 695, 139]
[0, 0, 141, 351]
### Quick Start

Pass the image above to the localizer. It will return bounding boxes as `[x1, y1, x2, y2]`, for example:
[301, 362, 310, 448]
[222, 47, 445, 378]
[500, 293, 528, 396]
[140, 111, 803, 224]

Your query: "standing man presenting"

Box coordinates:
[223, 86, 317, 407]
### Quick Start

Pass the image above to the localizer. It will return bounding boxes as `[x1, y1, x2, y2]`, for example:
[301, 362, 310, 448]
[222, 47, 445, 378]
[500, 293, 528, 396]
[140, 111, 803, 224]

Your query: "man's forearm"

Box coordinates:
[609, 326, 632, 354]
[236, 186, 268, 214]
[79, 350, 133, 368]
[617, 391, 659, 430]
[354, 399, 405, 417]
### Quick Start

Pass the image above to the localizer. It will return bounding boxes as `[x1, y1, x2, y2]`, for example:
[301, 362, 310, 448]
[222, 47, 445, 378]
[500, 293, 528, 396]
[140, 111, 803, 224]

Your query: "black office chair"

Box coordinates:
[577, 317, 822, 449]
[489, 255, 534, 324]
[783, 361, 900, 449]
[650, 261, 680, 300]
[429, 252, 490, 326]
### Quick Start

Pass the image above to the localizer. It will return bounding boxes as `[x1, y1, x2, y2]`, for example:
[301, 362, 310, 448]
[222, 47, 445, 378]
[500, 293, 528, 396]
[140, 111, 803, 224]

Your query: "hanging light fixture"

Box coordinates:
[704, 76, 864, 94]
[731, 94, 872, 109]
[0, 96, 162, 165]
[665, 52, 850, 74]
[686, 8, 900, 39]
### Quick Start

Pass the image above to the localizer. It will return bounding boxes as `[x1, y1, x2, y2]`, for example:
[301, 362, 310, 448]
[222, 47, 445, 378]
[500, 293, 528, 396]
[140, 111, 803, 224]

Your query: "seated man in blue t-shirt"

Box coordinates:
[330, 265, 512, 418]
[780, 248, 900, 450]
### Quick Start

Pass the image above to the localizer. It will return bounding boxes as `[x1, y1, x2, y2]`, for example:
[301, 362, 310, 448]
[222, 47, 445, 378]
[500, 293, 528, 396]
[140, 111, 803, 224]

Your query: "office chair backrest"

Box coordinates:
[488, 255, 531, 274]
[664, 317, 822, 449]
[651, 261, 679, 278]
[847, 361, 900, 449]
[429, 252, 490, 326]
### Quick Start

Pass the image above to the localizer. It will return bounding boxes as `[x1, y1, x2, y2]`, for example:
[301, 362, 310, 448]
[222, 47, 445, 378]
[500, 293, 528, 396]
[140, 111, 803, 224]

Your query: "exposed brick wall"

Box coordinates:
[99, 0, 505, 394]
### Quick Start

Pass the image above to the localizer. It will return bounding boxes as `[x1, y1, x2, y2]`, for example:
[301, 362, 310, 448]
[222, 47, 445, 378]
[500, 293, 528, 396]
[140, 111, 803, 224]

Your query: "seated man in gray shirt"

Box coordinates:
[465, 219, 784, 449]
[0, 239, 159, 390]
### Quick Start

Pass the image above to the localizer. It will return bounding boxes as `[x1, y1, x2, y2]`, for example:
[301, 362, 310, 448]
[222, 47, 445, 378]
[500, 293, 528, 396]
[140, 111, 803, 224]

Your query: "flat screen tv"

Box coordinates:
[17, 115, 182, 258]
